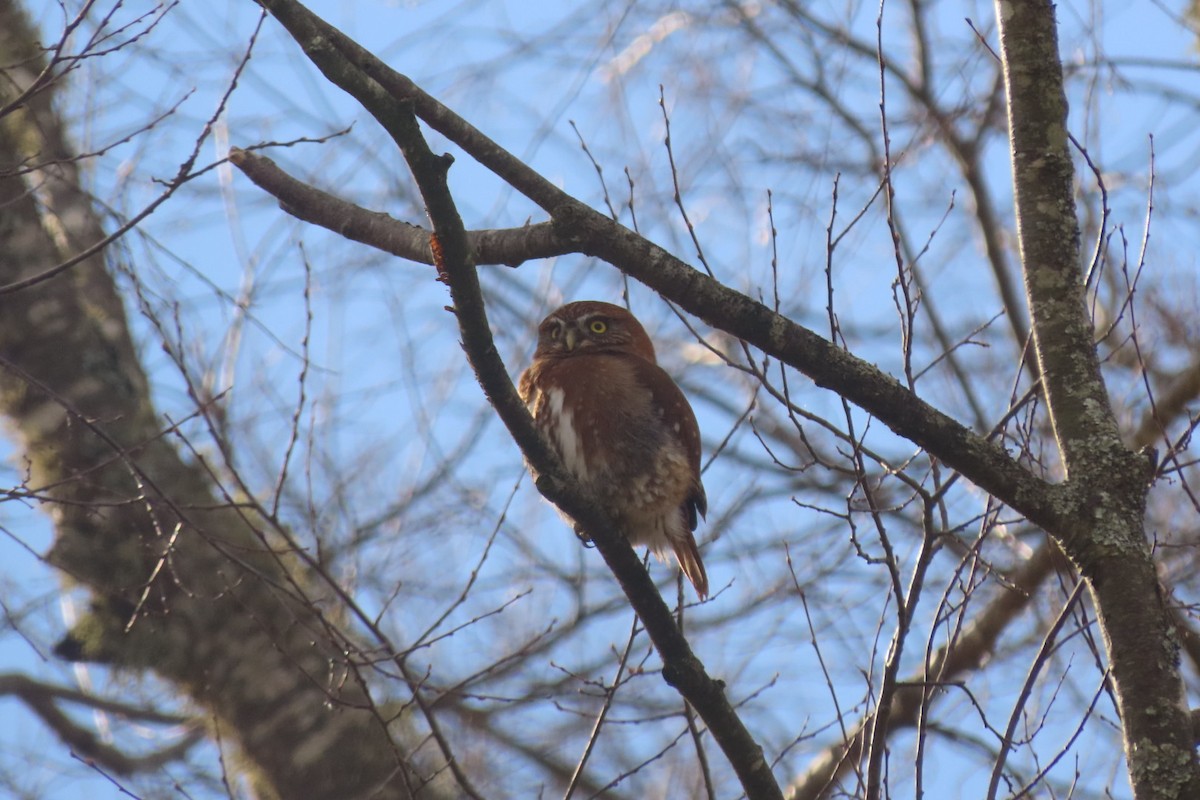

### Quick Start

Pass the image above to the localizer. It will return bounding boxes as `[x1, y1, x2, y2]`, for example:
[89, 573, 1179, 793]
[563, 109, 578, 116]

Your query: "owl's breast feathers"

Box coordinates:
[518, 352, 705, 524]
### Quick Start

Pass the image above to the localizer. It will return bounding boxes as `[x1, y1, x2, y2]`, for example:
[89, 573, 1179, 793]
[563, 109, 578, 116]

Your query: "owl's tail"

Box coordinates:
[671, 532, 709, 600]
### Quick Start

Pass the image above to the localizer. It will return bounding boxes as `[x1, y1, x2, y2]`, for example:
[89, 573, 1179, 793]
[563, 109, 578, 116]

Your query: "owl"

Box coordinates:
[518, 301, 709, 599]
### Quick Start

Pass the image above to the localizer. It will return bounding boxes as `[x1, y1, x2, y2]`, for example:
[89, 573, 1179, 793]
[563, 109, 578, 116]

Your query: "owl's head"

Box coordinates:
[533, 301, 657, 363]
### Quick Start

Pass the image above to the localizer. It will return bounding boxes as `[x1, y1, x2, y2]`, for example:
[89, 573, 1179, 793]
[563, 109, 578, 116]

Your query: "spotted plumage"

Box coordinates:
[518, 301, 709, 598]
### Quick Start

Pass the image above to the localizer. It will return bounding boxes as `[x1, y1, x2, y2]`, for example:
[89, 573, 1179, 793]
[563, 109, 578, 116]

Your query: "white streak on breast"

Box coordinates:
[546, 387, 589, 481]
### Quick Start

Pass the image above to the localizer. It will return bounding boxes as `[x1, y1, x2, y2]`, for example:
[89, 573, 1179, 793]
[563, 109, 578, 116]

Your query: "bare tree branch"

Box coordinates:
[231, 147, 570, 267]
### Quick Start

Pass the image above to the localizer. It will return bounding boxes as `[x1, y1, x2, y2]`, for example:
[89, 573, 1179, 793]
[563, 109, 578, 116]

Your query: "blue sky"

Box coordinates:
[5, 0, 1200, 797]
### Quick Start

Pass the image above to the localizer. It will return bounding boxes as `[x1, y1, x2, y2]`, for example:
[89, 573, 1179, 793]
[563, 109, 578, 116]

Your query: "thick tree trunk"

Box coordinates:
[995, 1, 1200, 796]
[0, 3, 434, 798]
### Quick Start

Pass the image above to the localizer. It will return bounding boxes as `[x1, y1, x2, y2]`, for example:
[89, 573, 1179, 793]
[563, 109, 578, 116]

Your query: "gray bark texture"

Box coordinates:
[996, 0, 1200, 797]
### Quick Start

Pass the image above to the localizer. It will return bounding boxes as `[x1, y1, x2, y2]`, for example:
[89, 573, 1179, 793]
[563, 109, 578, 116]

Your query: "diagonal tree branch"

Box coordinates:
[243, 0, 1068, 542]
[248, 1, 783, 794]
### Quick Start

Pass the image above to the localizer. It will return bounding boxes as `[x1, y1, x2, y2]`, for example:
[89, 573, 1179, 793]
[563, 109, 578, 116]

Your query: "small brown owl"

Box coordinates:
[518, 301, 709, 599]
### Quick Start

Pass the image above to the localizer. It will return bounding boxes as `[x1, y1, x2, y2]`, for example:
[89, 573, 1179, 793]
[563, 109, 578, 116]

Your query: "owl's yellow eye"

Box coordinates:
[549, 327, 560, 340]
[589, 320, 608, 334]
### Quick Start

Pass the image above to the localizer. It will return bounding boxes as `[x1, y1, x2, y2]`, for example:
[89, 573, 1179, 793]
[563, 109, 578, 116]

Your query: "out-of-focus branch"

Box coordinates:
[1133, 358, 1200, 449]
[0, 675, 202, 776]
[0, 2, 441, 797]
[0, 674, 187, 724]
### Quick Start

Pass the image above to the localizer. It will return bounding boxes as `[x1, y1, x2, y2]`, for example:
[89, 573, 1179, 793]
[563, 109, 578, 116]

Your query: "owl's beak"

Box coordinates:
[563, 327, 579, 352]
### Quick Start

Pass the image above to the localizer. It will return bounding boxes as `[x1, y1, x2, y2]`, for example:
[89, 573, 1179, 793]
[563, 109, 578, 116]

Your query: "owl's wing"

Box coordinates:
[516, 363, 537, 405]
[628, 357, 707, 530]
